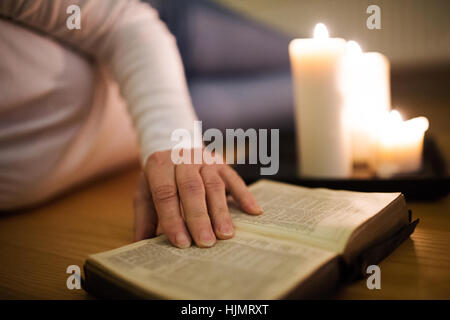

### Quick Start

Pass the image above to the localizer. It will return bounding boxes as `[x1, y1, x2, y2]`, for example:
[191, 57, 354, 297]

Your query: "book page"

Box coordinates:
[230, 180, 401, 253]
[89, 231, 335, 299]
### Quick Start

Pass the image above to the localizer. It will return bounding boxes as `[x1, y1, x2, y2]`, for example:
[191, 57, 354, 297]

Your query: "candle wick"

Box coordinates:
[314, 23, 329, 39]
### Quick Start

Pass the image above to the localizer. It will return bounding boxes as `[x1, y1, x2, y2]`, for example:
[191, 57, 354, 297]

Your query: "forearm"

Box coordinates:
[0, 0, 198, 165]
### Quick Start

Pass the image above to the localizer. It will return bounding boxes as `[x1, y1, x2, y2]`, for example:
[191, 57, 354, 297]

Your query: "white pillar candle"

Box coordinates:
[343, 41, 391, 168]
[289, 23, 351, 178]
[375, 110, 429, 177]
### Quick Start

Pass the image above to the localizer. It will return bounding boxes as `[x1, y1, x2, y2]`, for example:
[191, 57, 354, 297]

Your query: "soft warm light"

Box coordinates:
[406, 116, 429, 133]
[342, 41, 363, 93]
[313, 23, 329, 39]
[375, 109, 429, 177]
[389, 110, 403, 123]
[346, 40, 362, 57]
[379, 110, 429, 144]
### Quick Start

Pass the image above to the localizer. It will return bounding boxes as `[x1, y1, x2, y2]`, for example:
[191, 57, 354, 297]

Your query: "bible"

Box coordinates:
[83, 180, 418, 299]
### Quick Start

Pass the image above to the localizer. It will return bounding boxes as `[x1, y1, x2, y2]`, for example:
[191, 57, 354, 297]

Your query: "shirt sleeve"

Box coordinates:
[0, 0, 199, 165]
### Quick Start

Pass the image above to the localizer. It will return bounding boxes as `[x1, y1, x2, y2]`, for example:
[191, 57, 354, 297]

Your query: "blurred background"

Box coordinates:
[215, 0, 450, 67]
[148, 0, 450, 171]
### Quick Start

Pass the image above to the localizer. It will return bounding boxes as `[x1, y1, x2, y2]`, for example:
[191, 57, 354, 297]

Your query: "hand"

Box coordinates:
[133, 149, 262, 248]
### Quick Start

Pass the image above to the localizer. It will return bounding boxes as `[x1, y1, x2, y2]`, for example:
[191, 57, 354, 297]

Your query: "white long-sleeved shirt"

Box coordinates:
[0, 0, 198, 166]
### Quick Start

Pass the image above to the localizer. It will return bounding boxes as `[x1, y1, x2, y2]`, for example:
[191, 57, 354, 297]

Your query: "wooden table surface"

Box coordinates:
[0, 165, 448, 300]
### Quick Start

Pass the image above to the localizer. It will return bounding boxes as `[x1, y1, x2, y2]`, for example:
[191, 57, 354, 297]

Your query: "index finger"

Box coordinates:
[219, 166, 263, 215]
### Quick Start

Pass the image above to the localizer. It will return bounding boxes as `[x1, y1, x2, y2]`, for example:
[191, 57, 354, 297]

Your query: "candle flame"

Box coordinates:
[346, 40, 362, 56]
[390, 110, 403, 123]
[314, 23, 329, 39]
[406, 116, 429, 133]
[381, 110, 429, 143]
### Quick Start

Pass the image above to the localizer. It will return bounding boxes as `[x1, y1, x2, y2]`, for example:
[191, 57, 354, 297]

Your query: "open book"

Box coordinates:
[83, 180, 418, 299]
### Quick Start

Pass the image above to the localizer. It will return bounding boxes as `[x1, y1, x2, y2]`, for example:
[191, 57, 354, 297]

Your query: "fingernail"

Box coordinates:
[199, 230, 215, 247]
[254, 204, 263, 214]
[220, 223, 234, 237]
[175, 233, 191, 248]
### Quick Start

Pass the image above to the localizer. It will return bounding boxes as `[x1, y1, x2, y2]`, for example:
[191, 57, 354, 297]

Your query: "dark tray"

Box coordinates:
[234, 131, 449, 201]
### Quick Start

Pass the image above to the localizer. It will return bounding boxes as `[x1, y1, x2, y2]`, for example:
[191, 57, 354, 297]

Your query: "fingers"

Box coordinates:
[176, 163, 216, 247]
[220, 166, 263, 215]
[143, 150, 261, 249]
[133, 172, 158, 242]
[200, 165, 234, 239]
[146, 152, 191, 249]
